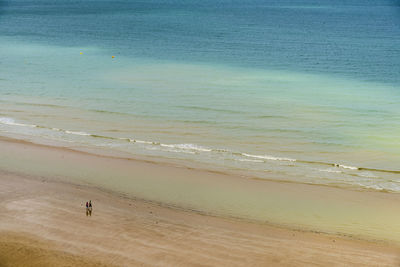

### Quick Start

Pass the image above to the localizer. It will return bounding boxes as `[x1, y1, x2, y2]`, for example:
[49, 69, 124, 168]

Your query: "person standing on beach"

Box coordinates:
[86, 201, 89, 216]
[88, 200, 92, 216]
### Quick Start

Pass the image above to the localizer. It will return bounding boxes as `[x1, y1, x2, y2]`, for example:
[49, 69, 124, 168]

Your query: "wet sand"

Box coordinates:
[2, 136, 400, 243]
[1, 137, 400, 266]
[1, 172, 400, 266]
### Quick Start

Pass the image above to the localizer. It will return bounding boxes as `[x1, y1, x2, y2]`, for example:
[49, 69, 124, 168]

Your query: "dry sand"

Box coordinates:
[1, 170, 400, 266]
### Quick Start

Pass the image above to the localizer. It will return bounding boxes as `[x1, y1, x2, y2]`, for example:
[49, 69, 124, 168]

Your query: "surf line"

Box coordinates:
[1, 117, 399, 175]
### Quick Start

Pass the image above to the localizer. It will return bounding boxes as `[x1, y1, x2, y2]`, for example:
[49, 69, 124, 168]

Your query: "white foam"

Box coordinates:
[64, 130, 91, 136]
[0, 117, 37, 128]
[160, 143, 212, 152]
[242, 153, 296, 162]
[0, 117, 15, 125]
[334, 164, 358, 170]
[237, 158, 264, 163]
[134, 140, 153, 144]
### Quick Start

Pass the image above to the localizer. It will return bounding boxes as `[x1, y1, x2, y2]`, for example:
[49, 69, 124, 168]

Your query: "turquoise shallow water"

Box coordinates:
[0, 0, 399, 191]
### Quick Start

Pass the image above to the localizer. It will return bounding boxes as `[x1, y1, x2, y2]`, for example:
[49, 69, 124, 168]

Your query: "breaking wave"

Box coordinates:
[1, 117, 399, 185]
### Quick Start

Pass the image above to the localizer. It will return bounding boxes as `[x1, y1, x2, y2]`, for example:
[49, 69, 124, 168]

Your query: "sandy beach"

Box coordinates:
[0, 137, 400, 266]
[1, 171, 400, 266]
[2, 0, 399, 265]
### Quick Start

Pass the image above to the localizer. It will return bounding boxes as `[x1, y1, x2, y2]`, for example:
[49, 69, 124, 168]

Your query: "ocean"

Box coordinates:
[0, 0, 400, 191]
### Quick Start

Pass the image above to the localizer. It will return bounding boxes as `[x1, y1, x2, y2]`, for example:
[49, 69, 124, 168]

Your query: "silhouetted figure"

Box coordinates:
[88, 200, 92, 216]
[86, 201, 89, 216]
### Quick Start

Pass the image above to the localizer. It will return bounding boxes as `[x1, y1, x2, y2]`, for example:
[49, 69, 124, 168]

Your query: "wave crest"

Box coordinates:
[242, 153, 296, 162]
[0, 117, 37, 128]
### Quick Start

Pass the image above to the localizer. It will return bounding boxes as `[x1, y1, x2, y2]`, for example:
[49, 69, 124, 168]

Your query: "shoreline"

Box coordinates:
[1, 135, 400, 244]
[0, 134, 396, 195]
[1, 136, 400, 247]
[1, 170, 400, 266]
[1, 114, 399, 194]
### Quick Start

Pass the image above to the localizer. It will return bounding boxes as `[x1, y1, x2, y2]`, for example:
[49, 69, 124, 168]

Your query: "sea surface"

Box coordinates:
[0, 0, 400, 191]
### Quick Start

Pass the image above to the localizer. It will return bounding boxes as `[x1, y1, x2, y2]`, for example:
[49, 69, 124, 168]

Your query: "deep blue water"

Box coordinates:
[1, 0, 399, 84]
